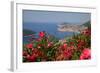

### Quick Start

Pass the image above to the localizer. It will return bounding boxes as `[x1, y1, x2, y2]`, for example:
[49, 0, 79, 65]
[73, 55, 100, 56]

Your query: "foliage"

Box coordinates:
[23, 29, 35, 36]
[23, 24, 91, 62]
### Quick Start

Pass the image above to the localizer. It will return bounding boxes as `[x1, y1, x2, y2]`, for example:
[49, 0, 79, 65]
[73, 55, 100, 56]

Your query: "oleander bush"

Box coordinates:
[23, 27, 91, 62]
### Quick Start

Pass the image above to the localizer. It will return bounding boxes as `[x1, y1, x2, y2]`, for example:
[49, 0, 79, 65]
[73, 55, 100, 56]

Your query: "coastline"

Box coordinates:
[57, 24, 87, 33]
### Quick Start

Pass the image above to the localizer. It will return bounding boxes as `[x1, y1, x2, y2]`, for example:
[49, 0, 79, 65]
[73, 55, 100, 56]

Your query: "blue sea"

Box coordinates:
[23, 22, 75, 44]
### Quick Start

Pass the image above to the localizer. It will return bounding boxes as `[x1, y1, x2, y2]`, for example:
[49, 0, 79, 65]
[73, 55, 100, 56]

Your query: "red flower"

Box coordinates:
[60, 43, 68, 50]
[47, 42, 53, 48]
[80, 48, 91, 60]
[26, 43, 33, 49]
[63, 43, 67, 49]
[37, 44, 42, 49]
[26, 54, 36, 62]
[63, 48, 72, 59]
[82, 28, 91, 36]
[37, 38, 42, 42]
[77, 40, 85, 49]
[23, 51, 28, 56]
[70, 42, 74, 45]
[39, 31, 45, 38]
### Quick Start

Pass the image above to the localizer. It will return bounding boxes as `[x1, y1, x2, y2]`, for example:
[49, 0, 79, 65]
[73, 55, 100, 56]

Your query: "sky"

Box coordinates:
[23, 10, 91, 24]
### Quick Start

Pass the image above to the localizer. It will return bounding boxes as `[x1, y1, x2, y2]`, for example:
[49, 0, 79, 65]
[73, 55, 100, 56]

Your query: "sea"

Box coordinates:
[23, 22, 75, 44]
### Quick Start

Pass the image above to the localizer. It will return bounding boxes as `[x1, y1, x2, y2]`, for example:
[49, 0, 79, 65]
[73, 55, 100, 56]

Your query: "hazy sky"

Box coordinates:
[23, 10, 91, 24]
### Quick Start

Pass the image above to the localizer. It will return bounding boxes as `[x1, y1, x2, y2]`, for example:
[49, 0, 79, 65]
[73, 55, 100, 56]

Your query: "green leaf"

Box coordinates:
[33, 41, 38, 48]
[23, 57, 27, 62]
[72, 51, 81, 60]
[47, 51, 52, 57]
[36, 58, 41, 62]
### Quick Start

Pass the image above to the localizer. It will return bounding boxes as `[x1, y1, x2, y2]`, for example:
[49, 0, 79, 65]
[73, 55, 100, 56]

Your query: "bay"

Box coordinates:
[23, 22, 75, 44]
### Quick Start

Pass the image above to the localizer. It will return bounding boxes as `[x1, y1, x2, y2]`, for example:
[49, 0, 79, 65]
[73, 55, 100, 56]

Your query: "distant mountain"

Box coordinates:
[23, 29, 36, 36]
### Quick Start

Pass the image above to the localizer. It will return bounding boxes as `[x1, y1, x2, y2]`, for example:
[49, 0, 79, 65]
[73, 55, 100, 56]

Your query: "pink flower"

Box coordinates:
[26, 54, 36, 62]
[63, 48, 73, 59]
[39, 31, 45, 38]
[82, 28, 91, 36]
[37, 44, 42, 49]
[26, 43, 33, 49]
[47, 42, 53, 48]
[80, 48, 91, 60]
[63, 43, 67, 49]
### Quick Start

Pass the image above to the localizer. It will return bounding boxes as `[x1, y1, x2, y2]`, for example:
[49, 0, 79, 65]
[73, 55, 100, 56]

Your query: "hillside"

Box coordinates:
[23, 29, 36, 36]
